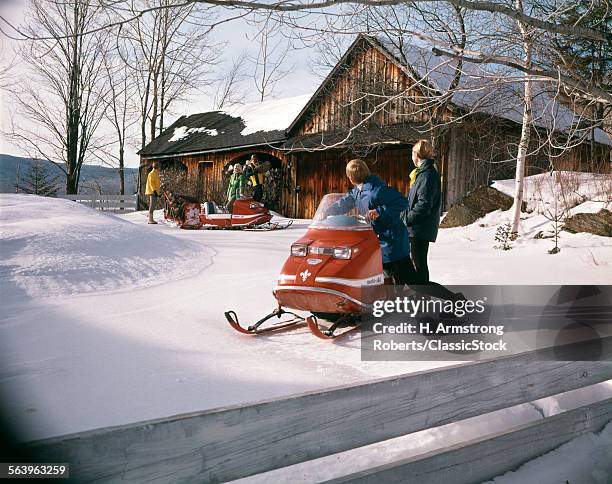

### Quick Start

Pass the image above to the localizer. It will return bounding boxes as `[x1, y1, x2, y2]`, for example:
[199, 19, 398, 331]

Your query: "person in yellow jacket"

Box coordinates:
[244, 155, 264, 202]
[145, 162, 161, 224]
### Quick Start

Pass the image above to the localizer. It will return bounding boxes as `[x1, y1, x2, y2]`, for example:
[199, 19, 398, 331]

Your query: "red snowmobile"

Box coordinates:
[201, 198, 280, 229]
[164, 191, 292, 230]
[225, 194, 387, 339]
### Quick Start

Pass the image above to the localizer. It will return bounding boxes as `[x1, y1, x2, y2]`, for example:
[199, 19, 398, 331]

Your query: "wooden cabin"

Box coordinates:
[139, 35, 611, 218]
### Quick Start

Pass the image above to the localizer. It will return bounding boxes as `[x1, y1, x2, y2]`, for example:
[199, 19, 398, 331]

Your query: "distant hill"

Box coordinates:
[0, 154, 139, 195]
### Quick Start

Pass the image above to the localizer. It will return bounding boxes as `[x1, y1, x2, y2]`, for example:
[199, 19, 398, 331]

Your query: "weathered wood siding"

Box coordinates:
[554, 142, 611, 173]
[299, 44, 441, 135]
[288, 147, 413, 219]
[444, 118, 611, 207]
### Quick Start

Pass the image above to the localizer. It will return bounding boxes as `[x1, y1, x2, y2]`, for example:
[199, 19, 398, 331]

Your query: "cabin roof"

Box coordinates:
[281, 123, 423, 151]
[289, 34, 610, 146]
[372, 36, 611, 146]
[139, 95, 311, 158]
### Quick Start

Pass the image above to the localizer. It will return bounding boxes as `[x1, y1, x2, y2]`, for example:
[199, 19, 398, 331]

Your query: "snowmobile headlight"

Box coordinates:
[291, 244, 308, 257]
[333, 247, 352, 260]
[249, 202, 263, 209]
[309, 246, 333, 255]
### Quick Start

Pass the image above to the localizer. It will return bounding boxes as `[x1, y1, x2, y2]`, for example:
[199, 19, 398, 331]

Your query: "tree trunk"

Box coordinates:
[66, 172, 79, 194]
[141, 74, 152, 150]
[119, 146, 125, 196]
[150, 75, 158, 143]
[65, 2, 81, 195]
[510, 0, 533, 235]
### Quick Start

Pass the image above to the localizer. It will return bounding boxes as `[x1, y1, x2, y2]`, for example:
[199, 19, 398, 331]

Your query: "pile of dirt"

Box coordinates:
[441, 186, 520, 228]
[563, 209, 612, 237]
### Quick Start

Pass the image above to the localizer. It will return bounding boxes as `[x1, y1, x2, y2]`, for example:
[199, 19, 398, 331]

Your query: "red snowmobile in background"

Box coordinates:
[163, 191, 292, 230]
[200, 198, 271, 228]
[225, 193, 386, 339]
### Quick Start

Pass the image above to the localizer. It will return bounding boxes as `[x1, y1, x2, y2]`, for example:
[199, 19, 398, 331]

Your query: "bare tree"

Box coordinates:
[7, 0, 110, 194]
[0, 53, 16, 89]
[2, 1, 607, 94]
[247, 12, 292, 101]
[276, 3, 475, 154]
[353, 2, 468, 148]
[213, 51, 248, 109]
[275, 0, 606, 234]
[118, 0, 220, 150]
[102, 48, 139, 195]
[2, 0, 608, 227]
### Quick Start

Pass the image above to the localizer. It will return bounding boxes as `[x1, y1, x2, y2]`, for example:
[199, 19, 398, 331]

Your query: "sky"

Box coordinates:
[0, 0, 323, 168]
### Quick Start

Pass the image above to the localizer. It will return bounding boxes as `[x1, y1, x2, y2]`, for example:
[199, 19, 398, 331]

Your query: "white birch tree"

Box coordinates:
[510, 0, 533, 235]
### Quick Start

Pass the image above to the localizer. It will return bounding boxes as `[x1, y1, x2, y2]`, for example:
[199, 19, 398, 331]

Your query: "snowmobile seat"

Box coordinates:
[204, 202, 215, 216]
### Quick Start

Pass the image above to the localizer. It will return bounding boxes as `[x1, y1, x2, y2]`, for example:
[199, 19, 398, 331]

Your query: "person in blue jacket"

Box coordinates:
[326, 159, 417, 285]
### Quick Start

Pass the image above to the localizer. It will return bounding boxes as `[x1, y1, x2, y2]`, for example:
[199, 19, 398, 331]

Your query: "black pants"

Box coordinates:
[410, 237, 430, 284]
[409, 236, 459, 301]
[383, 255, 417, 285]
[253, 185, 263, 202]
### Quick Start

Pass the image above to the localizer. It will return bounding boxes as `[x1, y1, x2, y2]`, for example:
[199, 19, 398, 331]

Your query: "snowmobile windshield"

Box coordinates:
[310, 193, 372, 230]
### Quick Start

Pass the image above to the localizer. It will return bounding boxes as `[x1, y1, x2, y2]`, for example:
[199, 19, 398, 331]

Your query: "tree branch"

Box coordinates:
[431, 46, 612, 105]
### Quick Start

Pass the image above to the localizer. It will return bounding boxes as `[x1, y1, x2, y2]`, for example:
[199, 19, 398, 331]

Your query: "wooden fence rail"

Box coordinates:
[59, 194, 137, 212]
[328, 397, 612, 484]
[27, 337, 612, 483]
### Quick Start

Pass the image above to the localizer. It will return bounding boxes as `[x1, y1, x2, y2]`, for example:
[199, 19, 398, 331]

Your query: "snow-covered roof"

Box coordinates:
[139, 94, 312, 157]
[373, 36, 611, 146]
[221, 95, 312, 136]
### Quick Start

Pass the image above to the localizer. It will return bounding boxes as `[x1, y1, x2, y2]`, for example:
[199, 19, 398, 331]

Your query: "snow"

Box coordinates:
[2, 196, 450, 442]
[168, 126, 219, 142]
[0, 195, 214, 300]
[221, 94, 312, 135]
[493, 171, 612, 215]
[485, 421, 612, 484]
[1, 175, 611, 480]
[434, 203, 612, 284]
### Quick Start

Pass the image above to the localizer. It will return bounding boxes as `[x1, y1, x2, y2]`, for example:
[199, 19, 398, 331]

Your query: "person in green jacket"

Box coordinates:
[226, 163, 246, 212]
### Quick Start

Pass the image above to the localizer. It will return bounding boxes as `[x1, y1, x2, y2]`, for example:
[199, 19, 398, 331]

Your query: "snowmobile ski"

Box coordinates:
[243, 220, 294, 231]
[306, 315, 361, 340]
[225, 308, 305, 335]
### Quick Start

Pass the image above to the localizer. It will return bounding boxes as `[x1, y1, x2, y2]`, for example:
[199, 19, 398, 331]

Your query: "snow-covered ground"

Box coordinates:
[1, 172, 611, 481]
[485, 421, 612, 484]
[2, 195, 456, 442]
[493, 171, 611, 215]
